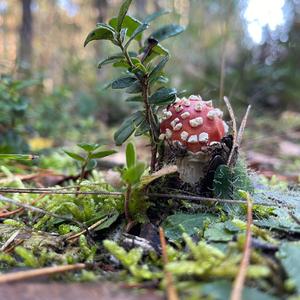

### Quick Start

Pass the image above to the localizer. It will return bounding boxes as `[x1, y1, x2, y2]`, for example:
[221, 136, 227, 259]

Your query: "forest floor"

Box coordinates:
[0, 111, 300, 300]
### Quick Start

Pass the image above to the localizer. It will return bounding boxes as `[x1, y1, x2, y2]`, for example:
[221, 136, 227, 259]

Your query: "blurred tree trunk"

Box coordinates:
[154, 0, 161, 10]
[19, 0, 33, 73]
[136, 0, 146, 17]
[93, 0, 107, 80]
[94, 0, 107, 23]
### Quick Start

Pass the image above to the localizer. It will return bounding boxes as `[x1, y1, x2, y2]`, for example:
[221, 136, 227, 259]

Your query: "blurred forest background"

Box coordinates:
[0, 0, 300, 174]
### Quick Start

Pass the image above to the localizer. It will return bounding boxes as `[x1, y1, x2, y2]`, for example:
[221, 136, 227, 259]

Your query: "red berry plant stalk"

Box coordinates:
[84, 0, 185, 173]
[84, 0, 236, 194]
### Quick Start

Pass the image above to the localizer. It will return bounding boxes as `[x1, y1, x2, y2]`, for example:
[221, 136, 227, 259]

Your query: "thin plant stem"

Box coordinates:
[0, 187, 274, 206]
[230, 192, 253, 300]
[124, 184, 132, 224]
[159, 227, 179, 300]
[119, 39, 158, 172]
[141, 78, 158, 172]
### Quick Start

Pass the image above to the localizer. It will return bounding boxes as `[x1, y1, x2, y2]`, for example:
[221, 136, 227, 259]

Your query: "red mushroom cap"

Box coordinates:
[160, 95, 227, 153]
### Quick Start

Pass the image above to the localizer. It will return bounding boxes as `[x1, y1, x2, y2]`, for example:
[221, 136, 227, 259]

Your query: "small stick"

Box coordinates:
[0, 188, 274, 206]
[0, 188, 123, 196]
[0, 263, 86, 283]
[223, 96, 237, 166]
[149, 193, 273, 206]
[124, 184, 133, 229]
[230, 192, 253, 300]
[0, 230, 20, 251]
[0, 207, 23, 218]
[65, 216, 108, 241]
[237, 105, 251, 147]
[0, 193, 46, 218]
[159, 227, 179, 300]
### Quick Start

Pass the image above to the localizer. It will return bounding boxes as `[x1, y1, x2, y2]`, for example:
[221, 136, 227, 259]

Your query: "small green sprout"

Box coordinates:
[120, 142, 146, 227]
[64, 142, 117, 185]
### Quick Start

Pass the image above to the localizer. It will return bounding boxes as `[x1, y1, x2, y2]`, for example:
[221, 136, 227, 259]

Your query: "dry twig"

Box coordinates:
[0, 230, 20, 252]
[0, 187, 274, 206]
[230, 192, 253, 300]
[223, 96, 238, 166]
[237, 105, 251, 146]
[65, 216, 108, 241]
[0, 263, 86, 283]
[159, 227, 179, 300]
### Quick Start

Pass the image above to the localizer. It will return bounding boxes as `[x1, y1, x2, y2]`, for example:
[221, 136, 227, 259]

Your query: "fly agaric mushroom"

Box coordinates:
[160, 95, 228, 184]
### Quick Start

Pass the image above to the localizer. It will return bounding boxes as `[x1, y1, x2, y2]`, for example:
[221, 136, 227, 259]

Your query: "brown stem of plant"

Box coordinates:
[230, 192, 253, 300]
[119, 38, 158, 173]
[124, 184, 132, 225]
[76, 160, 88, 195]
[0, 263, 87, 283]
[159, 227, 179, 300]
[141, 79, 159, 173]
[157, 141, 165, 170]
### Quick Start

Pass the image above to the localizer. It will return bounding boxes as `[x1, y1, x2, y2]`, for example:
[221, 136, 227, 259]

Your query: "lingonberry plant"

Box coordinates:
[84, 0, 185, 172]
[64, 143, 116, 185]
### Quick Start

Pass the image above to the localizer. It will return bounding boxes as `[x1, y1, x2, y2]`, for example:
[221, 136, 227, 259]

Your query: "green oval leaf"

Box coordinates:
[126, 142, 136, 168]
[125, 23, 149, 49]
[149, 55, 169, 81]
[84, 24, 115, 47]
[111, 76, 137, 89]
[125, 95, 143, 102]
[89, 150, 117, 159]
[117, 0, 133, 31]
[162, 213, 216, 242]
[144, 9, 170, 23]
[126, 81, 142, 94]
[77, 143, 100, 152]
[112, 57, 141, 69]
[86, 159, 97, 171]
[109, 16, 142, 39]
[149, 87, 177, 105]
[150, 24, 185, 42]
[134, 119, 150, 136]
[98, 54, 125, 69]
[114, 111, 145, 146]
[64, 150, 85, 162]
[122, 162, 146, 185]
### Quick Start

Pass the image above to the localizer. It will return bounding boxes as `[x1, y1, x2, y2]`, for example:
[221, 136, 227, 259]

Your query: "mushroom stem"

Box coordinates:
[176, 152, 211, 184]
